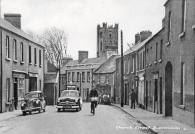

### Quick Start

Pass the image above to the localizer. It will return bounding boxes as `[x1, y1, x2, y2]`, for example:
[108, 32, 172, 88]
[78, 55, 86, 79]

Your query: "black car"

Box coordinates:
[21, 91, 46, 115]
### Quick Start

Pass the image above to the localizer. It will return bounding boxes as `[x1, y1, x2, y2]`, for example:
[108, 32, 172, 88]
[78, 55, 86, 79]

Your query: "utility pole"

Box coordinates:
[121, 30, 124, 107]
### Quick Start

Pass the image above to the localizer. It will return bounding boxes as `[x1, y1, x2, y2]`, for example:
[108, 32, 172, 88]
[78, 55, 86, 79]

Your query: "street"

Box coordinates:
[0, 103, 154, 134]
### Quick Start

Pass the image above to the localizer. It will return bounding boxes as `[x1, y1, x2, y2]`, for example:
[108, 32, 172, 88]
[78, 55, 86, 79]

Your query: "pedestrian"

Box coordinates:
[130, 89, 136, 109]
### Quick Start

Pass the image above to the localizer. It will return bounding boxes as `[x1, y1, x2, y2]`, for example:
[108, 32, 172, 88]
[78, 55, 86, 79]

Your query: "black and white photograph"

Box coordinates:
[0, 0, 195, 134]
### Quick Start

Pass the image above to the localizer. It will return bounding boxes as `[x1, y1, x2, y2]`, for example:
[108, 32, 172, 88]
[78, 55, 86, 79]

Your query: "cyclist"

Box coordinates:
[89, 87, 98, 113]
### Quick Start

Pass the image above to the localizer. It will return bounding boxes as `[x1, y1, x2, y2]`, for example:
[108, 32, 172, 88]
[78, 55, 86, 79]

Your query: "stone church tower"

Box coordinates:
[97, 23, 118, 59]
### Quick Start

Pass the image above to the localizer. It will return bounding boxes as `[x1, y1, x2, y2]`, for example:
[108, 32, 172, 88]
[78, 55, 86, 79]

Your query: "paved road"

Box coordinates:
[0, 103, 153, 134]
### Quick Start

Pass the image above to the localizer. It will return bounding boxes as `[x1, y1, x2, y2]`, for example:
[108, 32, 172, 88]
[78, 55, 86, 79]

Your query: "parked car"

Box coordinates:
[21, 91, 46, 115]
[56, 90, 82, 112]
[102, 94, 111, 105]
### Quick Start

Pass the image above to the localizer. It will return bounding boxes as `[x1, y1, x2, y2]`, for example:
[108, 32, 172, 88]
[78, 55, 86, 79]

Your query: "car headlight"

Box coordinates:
[75, 98, 79, 103]
[57, 99, 60, 103]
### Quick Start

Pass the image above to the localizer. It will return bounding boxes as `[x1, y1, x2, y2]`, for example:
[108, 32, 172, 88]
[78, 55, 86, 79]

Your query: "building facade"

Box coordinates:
[163, 0, 195, 127]
[93, 55, 119, 102]
[145, 28, 165, 113]
[61, 51, 106, 101]
[0, 14, 44, 112]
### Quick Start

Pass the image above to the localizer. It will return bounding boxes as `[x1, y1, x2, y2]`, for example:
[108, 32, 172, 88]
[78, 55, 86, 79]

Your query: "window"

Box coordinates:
[18, 78, 24, 99]
[77, 72, 80, 82]
[34, 48, 37, 65]
[109, 33, 112, 38]
[143, 51, 145, 69]
[160, 40, 163, 60]
[72, 72, 75, 82]
[82, 72, 85, 82]
[181, 0, 186, 33]
[13, 39, 17, 60]
[124, 59, 126, 73]
[29, 46, 31, 64]
[100, 41, 103, 51]
[87, 72, 90, 82]
[156, 43, 158, 61]
[39, 50, 41, 66]
[6, 78, 10, 101]
[100, 32, 102, 38]
[132, 57, 135, 72]
[68, 72, 71, 82]
[140, 53, 142, 70]
[62, 77, 65, 85]
[181, 62, 185, 105]
[6, 36, 10, 58]
[168, 11, 171, 42]
[39, 80, 41, 91]
[20, 42, 24, 62]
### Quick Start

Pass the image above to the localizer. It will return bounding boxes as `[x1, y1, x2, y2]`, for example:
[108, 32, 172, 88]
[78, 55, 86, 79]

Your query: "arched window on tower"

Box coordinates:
[100, 41, 103, 51]
[109, 40, 112, 46]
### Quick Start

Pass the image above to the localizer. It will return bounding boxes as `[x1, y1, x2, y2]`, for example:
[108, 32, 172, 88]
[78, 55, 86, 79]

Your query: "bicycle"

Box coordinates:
[91, 97, 98, 115]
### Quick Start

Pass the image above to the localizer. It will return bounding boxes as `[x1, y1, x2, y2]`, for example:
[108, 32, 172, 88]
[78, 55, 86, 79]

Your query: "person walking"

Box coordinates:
[130, 89, 136, 109]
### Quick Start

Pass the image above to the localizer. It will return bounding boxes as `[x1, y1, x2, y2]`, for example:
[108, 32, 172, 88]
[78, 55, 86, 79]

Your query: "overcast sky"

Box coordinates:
[1, 0, 167, 60]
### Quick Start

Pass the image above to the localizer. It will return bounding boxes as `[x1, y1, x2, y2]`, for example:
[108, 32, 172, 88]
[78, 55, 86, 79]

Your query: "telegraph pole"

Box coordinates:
[121, 30, 124, 107]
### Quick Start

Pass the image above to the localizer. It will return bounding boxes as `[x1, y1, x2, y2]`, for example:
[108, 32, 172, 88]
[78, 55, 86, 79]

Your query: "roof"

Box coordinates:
[0, 18, 43, 47]
[94, 55, 120, 74]
[123, 35, 153, 56]
[44, 74, 58, 83]
[65, 60, 79, 66]
[80, 56, 106, 64]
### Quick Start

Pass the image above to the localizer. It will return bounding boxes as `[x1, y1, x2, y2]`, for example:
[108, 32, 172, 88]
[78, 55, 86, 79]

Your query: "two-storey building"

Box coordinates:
[0, 14, 44, 112]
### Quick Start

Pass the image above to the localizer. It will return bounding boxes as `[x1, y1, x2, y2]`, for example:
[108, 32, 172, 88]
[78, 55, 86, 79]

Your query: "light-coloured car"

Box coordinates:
[56, 90, 82, 112]
[21, 91, 46, 115]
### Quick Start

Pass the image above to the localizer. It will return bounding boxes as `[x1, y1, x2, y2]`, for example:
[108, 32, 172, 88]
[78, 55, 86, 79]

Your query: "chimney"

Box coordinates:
[135, 33, 140, 44]
[140, 30, 152, 42]
[62, 57, 73, 66]
[162, 17, 165, 28]
[4, 13, 21, 29]
[78, 51, 88, 63]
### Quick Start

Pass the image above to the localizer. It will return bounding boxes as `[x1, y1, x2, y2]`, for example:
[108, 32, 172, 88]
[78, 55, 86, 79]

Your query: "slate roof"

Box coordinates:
[123, 35, 153, 56]
[0, 18, 43, 47]
[94, 55, 120, 74]
[44, 74, 58, 83]
[80, 56, 106, 64]
[65, 56, 106, 66]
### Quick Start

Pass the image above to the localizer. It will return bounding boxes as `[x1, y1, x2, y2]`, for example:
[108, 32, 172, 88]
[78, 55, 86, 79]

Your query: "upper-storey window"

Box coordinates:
[34, 48, 37, 65]
[20, 42, 24, 62]
[181, 0, 186, 33]
[29, 46, 31, 64]
[132, 57, 135, 72]
[100, 32, 102, 38]
[39, 50, 41, 66]
[77, 72, 80, 82]
[13, 39, 17, 60]
[160, 39, 163, 60]
[168, 11, 171, 42]
[6, 36, 10, 58]
[109, 33, 112, 38]
[100, 41, 103, 51]
[156, 43, 158, 61]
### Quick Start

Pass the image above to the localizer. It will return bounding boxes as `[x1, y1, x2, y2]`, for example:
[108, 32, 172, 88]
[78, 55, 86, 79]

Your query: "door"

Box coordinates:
[154, 79, 158, 113]
[165, 62, 173, 116]
[146, 81, 148, 109]
[160, 77, 163, 114]
[13, 78, 18, 110]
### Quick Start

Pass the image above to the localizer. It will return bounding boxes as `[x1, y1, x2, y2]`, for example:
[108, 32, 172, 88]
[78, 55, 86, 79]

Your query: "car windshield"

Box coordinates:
[25, 93, 38, 99]
[61, 91, 78, 97]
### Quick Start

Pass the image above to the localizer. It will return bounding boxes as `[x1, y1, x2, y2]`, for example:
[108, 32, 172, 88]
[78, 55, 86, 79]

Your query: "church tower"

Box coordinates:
[97, 23, 118, 59]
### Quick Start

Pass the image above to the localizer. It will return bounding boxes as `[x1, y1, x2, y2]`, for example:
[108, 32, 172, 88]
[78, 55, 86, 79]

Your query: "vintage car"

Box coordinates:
[102, 94, 111, 105]
[21, 91, 46, 115]
[56, 90, 82, 112]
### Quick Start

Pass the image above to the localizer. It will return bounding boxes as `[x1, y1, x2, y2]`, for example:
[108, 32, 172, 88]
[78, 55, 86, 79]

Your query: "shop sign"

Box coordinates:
[153, 74, 159, 79]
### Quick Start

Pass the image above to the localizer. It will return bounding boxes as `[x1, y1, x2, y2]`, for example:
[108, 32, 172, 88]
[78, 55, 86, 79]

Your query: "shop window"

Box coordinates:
[18, 78, 24, 99]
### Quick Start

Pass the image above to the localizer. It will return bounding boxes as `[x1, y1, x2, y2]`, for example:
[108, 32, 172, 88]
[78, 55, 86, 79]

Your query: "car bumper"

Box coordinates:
[56, 105, 79, 109]
[21, 107, 41, 112]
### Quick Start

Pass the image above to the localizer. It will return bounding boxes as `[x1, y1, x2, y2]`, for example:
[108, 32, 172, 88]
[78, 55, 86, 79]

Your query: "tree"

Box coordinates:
[27, 27, 68, 68]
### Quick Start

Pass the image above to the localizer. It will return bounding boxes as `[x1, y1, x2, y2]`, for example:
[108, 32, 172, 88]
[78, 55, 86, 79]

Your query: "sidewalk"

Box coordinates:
[0, 106, 54, 122]
[112, 103, 195, 134]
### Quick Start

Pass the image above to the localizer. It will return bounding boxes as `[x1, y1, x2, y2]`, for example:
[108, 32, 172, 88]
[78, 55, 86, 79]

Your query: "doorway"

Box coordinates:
[154, 79, 158, 113]
[13, 78, 18, 110]
[165, 61, 173, 116]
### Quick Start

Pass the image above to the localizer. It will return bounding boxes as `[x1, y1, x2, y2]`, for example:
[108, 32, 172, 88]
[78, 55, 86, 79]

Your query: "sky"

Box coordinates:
[1, 0, 167, 60]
